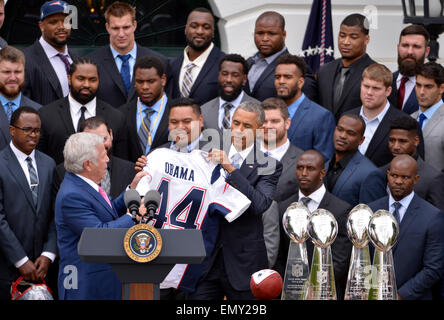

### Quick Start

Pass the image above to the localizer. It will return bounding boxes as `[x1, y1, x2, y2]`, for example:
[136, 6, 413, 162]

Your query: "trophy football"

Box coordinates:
[368, 209, 399, 300]
[305, 209, 338, 300]
[344, 204, 373, 300]
[281, 202, 311, 300]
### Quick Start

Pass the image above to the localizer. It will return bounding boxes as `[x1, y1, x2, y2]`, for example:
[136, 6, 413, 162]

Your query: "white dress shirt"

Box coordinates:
[68, 94, 97, 131]
[179, 42, 214, 91]
[298, 184, 326, 213]
[388, 191, 414, 223]
[39, 37, 72, 97]
[397, 73, 416, 108]
[10, 142, 56, 268]
[260, 139, 290, 162]
[359, 101, 390, 155]
[218, 91, 245, 129]
[228, 143, 255, 169]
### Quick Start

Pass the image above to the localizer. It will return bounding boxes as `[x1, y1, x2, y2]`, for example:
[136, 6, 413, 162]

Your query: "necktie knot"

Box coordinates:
[300, 197, 311, 207]
[418, 113, 427, 129]
[186, 63, 196, 71]
[144, 107, 155, 118]
[231, 153, 242, 169]
[118, 54, 131, 63]
[400, 76, 409, 86]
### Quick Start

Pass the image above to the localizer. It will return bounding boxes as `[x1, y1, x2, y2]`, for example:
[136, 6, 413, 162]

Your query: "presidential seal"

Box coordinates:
[123, 224, 162, 263]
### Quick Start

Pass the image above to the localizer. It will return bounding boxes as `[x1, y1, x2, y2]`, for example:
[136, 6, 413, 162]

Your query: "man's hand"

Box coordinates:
[208, 149, 236, 174]
[130, 171, 147, 190]
[135, 155, 148, 172]
[18, 260, 38, 282]
[34, 256, 51, 281]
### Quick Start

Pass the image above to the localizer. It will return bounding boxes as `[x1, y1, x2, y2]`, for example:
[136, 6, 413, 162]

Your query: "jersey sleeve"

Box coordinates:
[208, 169, 251, 223]
[135, 151, 158, 196]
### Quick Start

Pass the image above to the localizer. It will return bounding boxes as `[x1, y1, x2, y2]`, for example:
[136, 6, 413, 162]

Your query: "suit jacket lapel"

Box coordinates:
[252, 49, 289, 95]
[190, 47, 219, 96]
[332, 152, 360, 195]
[423, 105, 444, 138]
[104, 47, 127, 97]
[34, 152, 48, 212]
[365, 106, 393, 158]
[4, 147, 36, 213]
[287, 97, 308, 141]
[58, 98, 76, 134]
[393, 195, 420, 253]
[239, 146, 259, 180]
[33, 41, 63, 97]
[0, 108, 10, 145]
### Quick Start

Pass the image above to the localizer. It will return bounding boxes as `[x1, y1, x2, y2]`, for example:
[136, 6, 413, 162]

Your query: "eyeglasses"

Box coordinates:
[11, 125, 41, 135]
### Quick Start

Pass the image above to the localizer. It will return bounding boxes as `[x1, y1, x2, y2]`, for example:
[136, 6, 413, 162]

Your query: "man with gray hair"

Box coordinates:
[190, 101, 283, 300]
[55, 132, 145, 300]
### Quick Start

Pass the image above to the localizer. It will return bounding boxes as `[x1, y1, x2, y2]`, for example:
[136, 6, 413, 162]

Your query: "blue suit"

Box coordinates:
[287, 96, 335, 161]
[368, 195, 444, 300]
[55, 172, 135, 300]
[329, 151, 386, 207]
[388, 71, 419, 115]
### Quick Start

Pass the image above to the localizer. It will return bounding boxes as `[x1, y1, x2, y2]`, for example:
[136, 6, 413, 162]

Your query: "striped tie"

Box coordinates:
[5, 101, 13, 123]
[25, 157, 38, 207]
[222, 102, 234, 129]
[138, 107, 155, 154]
[181, 63, 196, 97]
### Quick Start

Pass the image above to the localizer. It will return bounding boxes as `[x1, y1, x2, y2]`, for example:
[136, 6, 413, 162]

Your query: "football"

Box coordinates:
[250, 269, 283, 300]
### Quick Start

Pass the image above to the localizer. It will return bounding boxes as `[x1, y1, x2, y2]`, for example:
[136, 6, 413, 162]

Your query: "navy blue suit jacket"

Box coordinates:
[166, 45, 225, 105]
[329, 151, 386, 207]
[388, 71, 419, 115]
[0, 146, 56, 283]
[287, 96, 335, 161]
[368, 194, 444, 300]
[55, 172, 135, 300]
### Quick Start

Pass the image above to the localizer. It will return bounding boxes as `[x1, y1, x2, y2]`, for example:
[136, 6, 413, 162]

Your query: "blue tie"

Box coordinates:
[418, 113, 427, 129]
[118, 54, 131, 95]
[5, 101, 13, 123]
[392, 202, 402, 225]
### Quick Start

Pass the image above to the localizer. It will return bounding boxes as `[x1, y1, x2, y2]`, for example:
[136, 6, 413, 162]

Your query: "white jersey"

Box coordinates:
[136, 148, 251, 292]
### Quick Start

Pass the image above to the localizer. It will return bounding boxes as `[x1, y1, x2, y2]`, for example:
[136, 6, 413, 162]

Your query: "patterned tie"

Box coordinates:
[57, 53, 71, 76]
[77, 106, 86, 132]
[231, 153, 242, 169]
[333, 67, 349, 107]
[397, 76, 409, 110]
[118, 54, 131, 95]
[222, 102, 234, 129]
[392, 201, 402, 225]
[5, 101, 13, 123]
[98, 186, 112, 208]
[418, 113, 427, 130]
[138, 107, 156, 154]
[300, 197, 311, 207]
[100, 169, 111, 195]
[25, 157, 38, 207]
[181, 63, 196, 97]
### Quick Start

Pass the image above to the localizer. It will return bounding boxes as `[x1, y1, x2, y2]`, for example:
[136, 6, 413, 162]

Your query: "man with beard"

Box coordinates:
[88, 2, 167, 109]
[201, 54, 258, 139]
[275, 54, 335, 161]
[0, 0, 7, 49]
[389, 25, 430, 114]
[0, 46, 41, 151]
[167, 7, 225, 105]
[38, 57, 127, 164]
[22, 0, 77, 105]
[316, 13, 376, 120]
[119, 56, 170, 162]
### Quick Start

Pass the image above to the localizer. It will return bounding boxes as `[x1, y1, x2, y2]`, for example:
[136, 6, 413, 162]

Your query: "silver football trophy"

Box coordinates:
[281, 202, 311, 300]
[305, 209, 338, 300]
[368, 209, 399, 300]
[344, 204, 373, 300]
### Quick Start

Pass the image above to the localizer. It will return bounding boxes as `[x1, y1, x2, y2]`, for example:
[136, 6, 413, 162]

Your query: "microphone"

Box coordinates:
[143, 190, 161, 222]
[124, 189, 141, 221]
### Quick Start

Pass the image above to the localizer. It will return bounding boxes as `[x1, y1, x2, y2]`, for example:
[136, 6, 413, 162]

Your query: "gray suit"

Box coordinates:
[0, 95, 41, 152]
[412, 105, 444, 172]
[0, 37, 7, 50]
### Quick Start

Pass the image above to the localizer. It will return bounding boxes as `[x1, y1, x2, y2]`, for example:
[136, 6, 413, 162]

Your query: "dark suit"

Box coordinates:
[191, 146, 283, 299]
[56, 172, 135, 300]
[369, 194, 444, 300]
[0, 37, 7, 50]
[346, 104, 425, 167]
[380, 157, 444, 212]
[273, 143, 303, 202]
[0, 95, 41, 152]
[119, 97, 170, 163]
[388, 72, 418, 115]
[287, 96, 336, 161]
[274, 190, 352, 299]
[316, 53, 376, 120]
[244, 49, 317, 102]
[328, 151, 387, 207]
[22, 40, 78, 106]
[167, 45, 225, 105]
[0, 146, 56, 299]
[38, 97, 127, 164]
[87, 44, 168, 109]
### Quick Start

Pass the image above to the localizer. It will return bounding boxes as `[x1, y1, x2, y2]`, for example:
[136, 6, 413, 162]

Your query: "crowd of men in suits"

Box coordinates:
[0, 0, 443, 300]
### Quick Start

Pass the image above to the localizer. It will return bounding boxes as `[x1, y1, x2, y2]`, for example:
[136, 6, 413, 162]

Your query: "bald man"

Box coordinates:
[369, 155, 444, 300]
[274, 150, 352, 299]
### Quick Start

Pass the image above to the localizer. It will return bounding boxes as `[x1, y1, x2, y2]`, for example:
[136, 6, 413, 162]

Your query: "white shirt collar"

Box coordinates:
[260, 139, 290, 162]
[389, 191, 414, 209]
[397, 73, 416, 84]
[68, 94, 97, 114]
[219, 90, 245, 107]
[183, 42, 214, 68]
[75, 173, 99, 192]
[298, 184, 326, 208]
[39, 36, 69, 59]
[359, 100, 391, 123]
[10, 141, 36, 164]
[228, 143, 255, 164]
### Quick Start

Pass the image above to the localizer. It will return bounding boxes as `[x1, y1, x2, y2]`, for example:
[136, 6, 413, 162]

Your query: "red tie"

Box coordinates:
[397, 76, 409, 110]
[98, 186, 112, 208]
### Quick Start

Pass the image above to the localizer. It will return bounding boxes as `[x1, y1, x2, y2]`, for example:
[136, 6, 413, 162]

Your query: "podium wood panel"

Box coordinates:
[122, 283, 159, 300]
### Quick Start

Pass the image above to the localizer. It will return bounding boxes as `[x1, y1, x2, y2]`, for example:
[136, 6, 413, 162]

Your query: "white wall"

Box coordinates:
[209, 0, 444, 71]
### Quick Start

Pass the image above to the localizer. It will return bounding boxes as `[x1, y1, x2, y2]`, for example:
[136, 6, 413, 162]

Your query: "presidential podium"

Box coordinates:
[78, 228, 206, 300]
